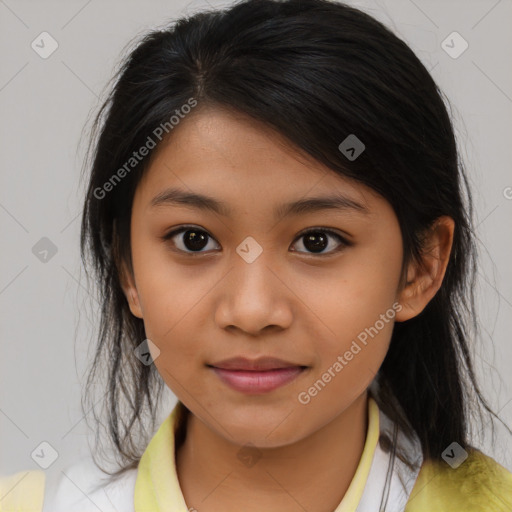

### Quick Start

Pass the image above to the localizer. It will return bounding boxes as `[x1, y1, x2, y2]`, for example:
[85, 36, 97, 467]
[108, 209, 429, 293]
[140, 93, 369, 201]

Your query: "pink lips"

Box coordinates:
[208, 356, 307, 394]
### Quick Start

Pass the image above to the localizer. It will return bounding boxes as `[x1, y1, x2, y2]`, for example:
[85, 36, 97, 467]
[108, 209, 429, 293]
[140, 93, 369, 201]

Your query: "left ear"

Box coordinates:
[395, 216, 455, 322]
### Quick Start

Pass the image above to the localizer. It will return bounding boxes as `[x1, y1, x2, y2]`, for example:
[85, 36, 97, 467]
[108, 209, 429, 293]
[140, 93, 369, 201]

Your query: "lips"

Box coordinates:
[209, 356, 305, 371]
[208, 356, 308, 394]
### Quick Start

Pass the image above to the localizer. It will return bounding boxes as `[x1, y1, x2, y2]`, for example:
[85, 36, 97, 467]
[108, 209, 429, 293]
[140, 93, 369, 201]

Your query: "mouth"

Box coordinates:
[207, 356, 309, 394]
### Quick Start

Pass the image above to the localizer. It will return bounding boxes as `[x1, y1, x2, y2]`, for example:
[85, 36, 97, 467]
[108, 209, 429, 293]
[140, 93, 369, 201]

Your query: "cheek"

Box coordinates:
[129, 233, 205, 370]
[300, 240, 402, 387]
[295, 271, 397, 422]
[131, 227, 205, 333]
[310, 249, 401, 335]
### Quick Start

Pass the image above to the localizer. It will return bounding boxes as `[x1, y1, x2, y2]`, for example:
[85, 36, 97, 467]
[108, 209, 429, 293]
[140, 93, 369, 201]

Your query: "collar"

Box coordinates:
[134, 396, 380, 512]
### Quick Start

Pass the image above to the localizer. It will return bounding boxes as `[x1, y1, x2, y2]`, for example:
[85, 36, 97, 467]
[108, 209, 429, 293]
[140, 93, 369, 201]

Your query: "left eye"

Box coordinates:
[161, 226, 349, 256]
[291, 229, 349, 255]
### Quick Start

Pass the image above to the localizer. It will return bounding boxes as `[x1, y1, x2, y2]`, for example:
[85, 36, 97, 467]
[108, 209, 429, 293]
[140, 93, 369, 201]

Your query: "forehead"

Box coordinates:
[134, 106, 380, 214]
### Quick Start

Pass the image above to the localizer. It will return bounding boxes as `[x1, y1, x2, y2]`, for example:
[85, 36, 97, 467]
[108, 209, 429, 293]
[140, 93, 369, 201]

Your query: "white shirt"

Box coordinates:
[42, 403, 422, 512]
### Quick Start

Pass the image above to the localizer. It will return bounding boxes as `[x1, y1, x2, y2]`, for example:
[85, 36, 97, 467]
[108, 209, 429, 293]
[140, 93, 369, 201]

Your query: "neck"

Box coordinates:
[175, 392, 369, 512]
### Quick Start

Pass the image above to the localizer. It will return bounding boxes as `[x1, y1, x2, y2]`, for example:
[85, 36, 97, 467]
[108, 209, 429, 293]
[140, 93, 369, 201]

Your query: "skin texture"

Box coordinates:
[120, 106, 454, 512]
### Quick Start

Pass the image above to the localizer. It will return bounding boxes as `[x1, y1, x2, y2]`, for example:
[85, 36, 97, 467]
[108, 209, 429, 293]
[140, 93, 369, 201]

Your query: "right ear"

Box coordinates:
[119, 261, 143, 318]
[115, 243, 144, 319]
[119, 259, 143, 319]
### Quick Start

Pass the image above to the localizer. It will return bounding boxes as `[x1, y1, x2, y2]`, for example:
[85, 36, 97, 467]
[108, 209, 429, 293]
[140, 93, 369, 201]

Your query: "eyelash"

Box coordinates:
[160, 225, 351, 257]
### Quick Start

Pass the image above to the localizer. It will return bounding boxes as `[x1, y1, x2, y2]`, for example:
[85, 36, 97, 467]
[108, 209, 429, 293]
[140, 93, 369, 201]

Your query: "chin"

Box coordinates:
[219, 413, 307, 449]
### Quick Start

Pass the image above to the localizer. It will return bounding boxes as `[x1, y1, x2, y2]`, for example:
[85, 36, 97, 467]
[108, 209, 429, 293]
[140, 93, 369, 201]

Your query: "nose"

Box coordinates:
[214, 255, 293, 336]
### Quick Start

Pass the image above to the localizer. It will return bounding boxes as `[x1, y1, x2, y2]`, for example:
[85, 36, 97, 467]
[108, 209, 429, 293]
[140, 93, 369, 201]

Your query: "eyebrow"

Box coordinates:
[150, 187, 369, 219]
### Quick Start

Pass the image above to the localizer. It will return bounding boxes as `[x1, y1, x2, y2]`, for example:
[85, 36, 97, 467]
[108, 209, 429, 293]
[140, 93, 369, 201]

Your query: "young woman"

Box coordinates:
[2, 0, 511, 510]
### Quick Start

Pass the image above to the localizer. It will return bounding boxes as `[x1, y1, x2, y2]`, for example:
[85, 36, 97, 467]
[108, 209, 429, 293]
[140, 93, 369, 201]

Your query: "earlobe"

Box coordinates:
[394, 268, 430, 322]
[112, 221, 143, 319]
[127, 288, 143, 319]
[395, 216, 455, 322]
[119, 261, 144, 319]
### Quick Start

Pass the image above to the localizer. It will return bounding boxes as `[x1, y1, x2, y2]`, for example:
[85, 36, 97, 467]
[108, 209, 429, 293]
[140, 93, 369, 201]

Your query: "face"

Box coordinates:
[122, 106, 406, 448]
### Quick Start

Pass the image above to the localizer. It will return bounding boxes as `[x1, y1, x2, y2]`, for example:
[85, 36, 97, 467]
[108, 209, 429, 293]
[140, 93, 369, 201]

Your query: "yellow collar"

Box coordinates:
[134, 397, 380, 511]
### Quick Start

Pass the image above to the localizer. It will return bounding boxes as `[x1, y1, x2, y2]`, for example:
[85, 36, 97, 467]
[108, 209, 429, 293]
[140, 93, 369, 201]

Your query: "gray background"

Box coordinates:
[1, 0, 511, 483]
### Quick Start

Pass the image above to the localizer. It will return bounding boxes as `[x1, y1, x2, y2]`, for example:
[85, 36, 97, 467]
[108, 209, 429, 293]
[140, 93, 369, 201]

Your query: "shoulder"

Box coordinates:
[42, 456, 137, 512]
[0, 456, 137, 512]
[405, 448, 512, 512]
[0, 469, 45, 511]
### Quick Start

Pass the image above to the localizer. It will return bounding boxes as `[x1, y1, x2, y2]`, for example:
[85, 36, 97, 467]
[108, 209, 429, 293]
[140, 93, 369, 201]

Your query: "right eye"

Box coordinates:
[161, 226, 221, 254]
